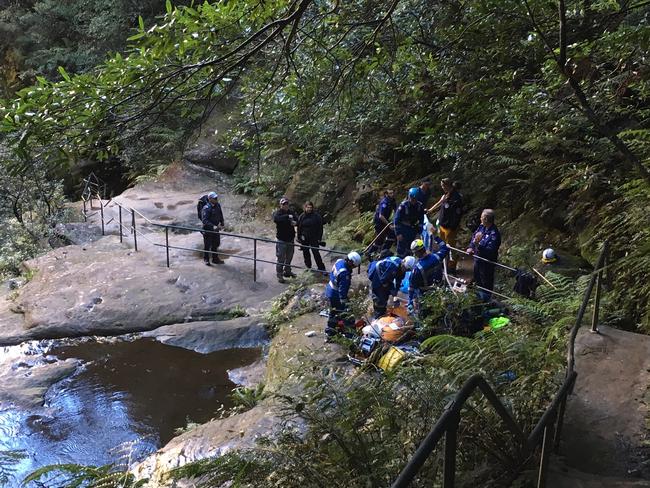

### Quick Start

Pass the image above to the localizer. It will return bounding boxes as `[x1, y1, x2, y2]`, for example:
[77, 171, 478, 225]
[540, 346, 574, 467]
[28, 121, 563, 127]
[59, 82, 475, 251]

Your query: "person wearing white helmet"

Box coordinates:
[201, 191, 224, 266]
[407, 234, 449, 314]
[542, 248, 557, 264]
[367, 255, 415, 318]
[324, 251, 361, 335]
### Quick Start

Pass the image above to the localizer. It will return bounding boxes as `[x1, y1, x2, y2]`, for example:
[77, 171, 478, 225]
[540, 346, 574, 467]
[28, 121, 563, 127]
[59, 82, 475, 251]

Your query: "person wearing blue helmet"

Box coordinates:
[394, 187, 425, 257]
[368, 255, 415, 318]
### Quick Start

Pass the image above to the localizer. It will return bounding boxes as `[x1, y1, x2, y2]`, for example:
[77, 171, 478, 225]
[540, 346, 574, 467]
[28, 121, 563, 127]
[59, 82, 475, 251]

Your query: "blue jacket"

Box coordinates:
[394, 199, 424, 233]
[373, 196, 396, 228]
[469, 224, 501, 262]
[326, 259, 352, 300]
[201, 202, 224, 229]
[408, 237, 449, 303]
[368, 256, 402, 293]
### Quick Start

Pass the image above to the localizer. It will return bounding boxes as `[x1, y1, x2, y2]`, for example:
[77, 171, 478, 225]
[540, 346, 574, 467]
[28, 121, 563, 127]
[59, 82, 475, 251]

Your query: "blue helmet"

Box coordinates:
[408, 187, 419, 198]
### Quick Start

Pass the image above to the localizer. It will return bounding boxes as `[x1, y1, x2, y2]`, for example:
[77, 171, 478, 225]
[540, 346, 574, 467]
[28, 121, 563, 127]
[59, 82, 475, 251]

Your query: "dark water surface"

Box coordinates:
[0, 339, 260, 486]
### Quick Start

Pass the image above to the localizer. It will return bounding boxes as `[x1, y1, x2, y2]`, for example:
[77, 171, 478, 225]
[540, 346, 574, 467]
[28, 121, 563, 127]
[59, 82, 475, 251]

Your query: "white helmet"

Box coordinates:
[410, 239, 425, 252]
[542, 248, 557, 263]
[403, 256, 416, 270]
[347, 251, 362, 267]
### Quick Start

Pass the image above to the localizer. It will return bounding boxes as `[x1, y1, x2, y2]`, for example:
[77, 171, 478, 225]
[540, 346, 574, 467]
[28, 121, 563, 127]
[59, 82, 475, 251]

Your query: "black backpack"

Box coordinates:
[197, 195, 209, 220]
[513, 269, 539, 298]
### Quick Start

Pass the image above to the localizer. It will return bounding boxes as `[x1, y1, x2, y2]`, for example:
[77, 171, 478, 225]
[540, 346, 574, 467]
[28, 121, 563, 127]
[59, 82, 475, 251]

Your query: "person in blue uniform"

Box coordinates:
[413, 178, 432, 208]
[367, 189, 396, 258]
[466, 209, 501, 301]
[394, 187, 424, 258]
[325, 251, 361, 335]
[368, 255, 415, 318]
[408, 237, 449, 314]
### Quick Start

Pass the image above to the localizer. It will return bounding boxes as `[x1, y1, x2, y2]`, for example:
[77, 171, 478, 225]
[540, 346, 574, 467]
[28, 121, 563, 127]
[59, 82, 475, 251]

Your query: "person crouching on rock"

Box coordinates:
[297, 201, 326, 273]
[273, 197, 297, 283]
[201, 192, 225, 266]
[325, 251, 361, 336]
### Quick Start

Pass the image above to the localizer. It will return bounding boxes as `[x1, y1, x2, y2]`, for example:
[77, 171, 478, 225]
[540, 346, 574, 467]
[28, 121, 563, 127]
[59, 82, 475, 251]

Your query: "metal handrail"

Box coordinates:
[391, 241, 609, 488]
[84, 191, 359, 280]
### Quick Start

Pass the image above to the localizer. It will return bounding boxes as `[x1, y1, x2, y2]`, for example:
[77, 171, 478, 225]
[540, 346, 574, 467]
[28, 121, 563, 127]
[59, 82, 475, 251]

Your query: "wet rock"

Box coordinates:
[0, 358, 79, 409]
[228, 359, 266, 388]
[132, 405, 281, 484]
[142, 317, 269, 354]
[183, 144, 239, 174]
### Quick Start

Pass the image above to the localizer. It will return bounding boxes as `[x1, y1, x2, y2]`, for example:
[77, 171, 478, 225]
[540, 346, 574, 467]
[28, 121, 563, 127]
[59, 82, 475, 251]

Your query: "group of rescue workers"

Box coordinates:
[198, 177, 504, 337]
[324, 178, 503, 336]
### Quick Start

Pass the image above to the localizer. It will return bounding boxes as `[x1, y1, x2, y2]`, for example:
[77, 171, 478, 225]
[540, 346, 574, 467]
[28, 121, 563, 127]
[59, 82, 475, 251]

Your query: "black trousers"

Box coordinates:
[202, 226, 220, 261]
[474, 260, 496, 300]
[302, 242, 325, 271]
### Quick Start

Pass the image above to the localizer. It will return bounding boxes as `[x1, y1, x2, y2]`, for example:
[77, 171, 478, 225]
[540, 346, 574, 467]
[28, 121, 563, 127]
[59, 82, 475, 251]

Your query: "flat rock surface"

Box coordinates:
[0, 163, 293, 346]
[133, 404, 280, 485]
[142, 316, 269, 353]
[0, 357, 79, 409]
[561, 325, 650, 478]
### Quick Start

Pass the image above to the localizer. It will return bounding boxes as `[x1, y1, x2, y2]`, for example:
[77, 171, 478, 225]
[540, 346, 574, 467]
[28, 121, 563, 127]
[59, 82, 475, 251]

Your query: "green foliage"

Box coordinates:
[22, 463, 147, 488]
[214, 305, 249, 320]
[0, 449, 27, 486]
[230, 383, 268, 412]
[264, 271, 322, 335]
[165, 272, 585, 487]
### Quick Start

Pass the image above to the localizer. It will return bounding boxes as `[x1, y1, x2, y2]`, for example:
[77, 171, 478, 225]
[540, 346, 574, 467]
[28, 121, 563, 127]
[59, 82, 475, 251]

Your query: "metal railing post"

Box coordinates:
[553, 397, 567, 452]
[253, 239, 257, 282]
[591, 268, 602, 333]
[131, 209, 138, 251]
[443, 414, 460, 488]
[118, 206, 123, 243]
[536, 413, 556, 488]
[100, 199, 105, 235]
[165, 226, 170, 267]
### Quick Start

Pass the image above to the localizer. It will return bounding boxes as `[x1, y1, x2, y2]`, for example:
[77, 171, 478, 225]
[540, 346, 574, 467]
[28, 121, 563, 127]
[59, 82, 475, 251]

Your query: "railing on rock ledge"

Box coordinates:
[80, 173, 610, 488]
[391, 240, 609, 488]
[80, 177, 358, 281]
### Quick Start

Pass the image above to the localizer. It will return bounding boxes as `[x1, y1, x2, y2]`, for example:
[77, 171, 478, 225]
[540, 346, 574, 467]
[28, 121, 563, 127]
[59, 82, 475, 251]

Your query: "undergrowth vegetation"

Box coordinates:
[160, 275, 585, 487]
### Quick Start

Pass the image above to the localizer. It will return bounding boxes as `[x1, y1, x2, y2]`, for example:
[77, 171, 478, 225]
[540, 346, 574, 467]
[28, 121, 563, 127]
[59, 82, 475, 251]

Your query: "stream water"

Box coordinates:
[0, 338, 261, 486]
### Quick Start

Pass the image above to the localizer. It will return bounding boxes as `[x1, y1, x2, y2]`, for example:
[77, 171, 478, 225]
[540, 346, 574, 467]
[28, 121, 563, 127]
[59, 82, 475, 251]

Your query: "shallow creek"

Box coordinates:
[0, 338, 260, 486]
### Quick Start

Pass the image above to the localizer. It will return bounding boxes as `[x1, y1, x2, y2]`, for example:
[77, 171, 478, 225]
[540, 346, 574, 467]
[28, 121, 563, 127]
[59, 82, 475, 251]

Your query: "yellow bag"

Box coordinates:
[378, 346, 406, 372]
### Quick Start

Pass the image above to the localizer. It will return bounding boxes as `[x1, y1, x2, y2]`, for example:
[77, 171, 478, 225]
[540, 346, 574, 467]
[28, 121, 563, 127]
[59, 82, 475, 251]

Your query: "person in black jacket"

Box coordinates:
[427, 178, 464, 272]
[297, 201, 325, 272]
[201, 192, 224, 265]
[272, 197, 297, 283]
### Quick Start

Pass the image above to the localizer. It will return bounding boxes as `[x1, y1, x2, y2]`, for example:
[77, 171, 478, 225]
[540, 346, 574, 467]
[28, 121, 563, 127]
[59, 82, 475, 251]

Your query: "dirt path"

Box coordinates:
[557, 324, 650, 480]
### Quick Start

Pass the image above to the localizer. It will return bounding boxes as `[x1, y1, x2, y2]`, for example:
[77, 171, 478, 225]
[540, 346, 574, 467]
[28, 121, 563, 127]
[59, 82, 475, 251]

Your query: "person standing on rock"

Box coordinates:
[273, 197, 297, 283]
[201, 192, 224, 266]
[297, 201, 326, 273]
[466, 208, 501, 301]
